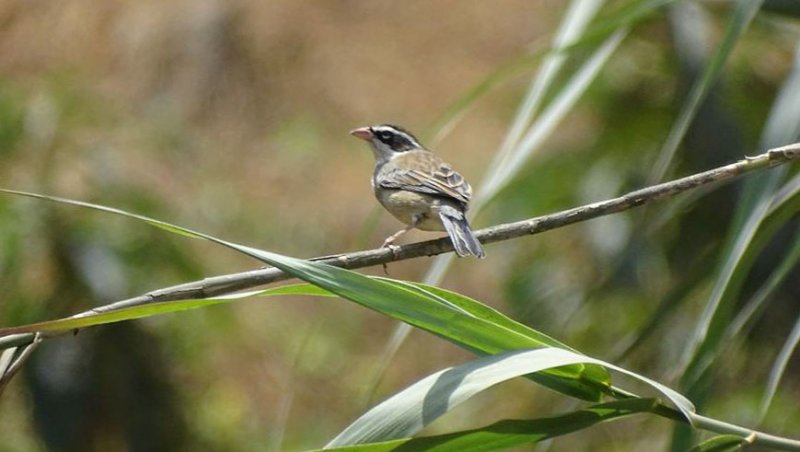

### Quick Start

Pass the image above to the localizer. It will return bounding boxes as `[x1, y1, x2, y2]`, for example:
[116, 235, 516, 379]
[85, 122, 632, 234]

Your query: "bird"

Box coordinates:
[350, 124, 485, 258]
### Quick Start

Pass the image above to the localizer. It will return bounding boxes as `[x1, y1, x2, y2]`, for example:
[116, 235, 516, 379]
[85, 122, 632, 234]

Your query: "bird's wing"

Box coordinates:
[379, 153, 472, 205]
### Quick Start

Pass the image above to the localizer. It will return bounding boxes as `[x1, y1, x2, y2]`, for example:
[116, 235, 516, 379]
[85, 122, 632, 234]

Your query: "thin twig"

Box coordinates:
[0, 144, 797, 353]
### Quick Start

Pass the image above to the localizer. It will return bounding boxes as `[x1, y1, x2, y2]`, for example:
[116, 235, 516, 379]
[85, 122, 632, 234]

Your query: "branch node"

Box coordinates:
[767, 142, 800, 161]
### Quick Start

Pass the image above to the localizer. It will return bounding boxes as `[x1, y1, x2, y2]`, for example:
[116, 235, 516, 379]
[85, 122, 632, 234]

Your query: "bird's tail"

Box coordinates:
[439, 206, 485, 258]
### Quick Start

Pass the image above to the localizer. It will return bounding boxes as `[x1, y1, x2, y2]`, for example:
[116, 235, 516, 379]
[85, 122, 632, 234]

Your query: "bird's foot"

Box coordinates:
[381, 241, 402, 275]
[382, 241, 401, 256]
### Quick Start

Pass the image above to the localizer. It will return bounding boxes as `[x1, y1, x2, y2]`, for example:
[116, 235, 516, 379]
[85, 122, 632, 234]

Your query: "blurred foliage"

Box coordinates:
[0, 1, 798, 451]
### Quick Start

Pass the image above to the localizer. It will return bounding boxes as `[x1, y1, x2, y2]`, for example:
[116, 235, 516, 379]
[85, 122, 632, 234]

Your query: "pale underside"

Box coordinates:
[372, 149, 472, 231]
[374, 188, 449, 231]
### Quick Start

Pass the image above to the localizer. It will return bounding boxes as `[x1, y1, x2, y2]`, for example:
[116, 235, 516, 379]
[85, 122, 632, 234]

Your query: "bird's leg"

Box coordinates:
[382, 225, 412, 250]
[381, 227, 409, 273]
[382, 215, 422, 252]
[381, 216, 421, 274]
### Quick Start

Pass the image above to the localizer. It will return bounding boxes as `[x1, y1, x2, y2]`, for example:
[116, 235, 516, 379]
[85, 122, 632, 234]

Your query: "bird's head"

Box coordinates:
[350, 124, 423, 161]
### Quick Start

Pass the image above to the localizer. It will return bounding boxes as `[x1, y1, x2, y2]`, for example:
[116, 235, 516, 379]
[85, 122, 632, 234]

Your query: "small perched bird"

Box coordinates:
[350, 124, 485, 258]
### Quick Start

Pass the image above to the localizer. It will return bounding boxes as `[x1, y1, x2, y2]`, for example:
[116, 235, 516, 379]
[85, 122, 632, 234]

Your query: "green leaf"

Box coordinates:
[475, 28, 627, 204]
[325, 348, 693, 446]
[321, 398, 659, 452]
[0, 298, 231, 335]
[759, 304, 800, 421]
[648, 0, 765, 184]
[396, 281, 609, 385]
[679, 37, 800, 389]
[425, 0, 677, 147]
[471, 0, 604, 194]
[688, 435, 746, 452]
[231, 246, 609, 401]
[0, 189, 609, 401]
[686, 228, 800, 396]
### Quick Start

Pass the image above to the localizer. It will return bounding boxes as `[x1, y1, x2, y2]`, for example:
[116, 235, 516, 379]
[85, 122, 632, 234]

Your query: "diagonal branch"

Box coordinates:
[0, 144, 798, 350]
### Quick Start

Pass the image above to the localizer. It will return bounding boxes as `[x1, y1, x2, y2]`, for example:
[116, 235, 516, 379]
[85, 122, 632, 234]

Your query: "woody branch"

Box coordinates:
[0, 142, 798, 350]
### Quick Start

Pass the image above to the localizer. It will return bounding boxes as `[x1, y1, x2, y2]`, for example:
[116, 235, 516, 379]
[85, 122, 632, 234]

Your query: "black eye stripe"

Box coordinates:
[372, 129, 395, 142]
[369, 125, 422, 150]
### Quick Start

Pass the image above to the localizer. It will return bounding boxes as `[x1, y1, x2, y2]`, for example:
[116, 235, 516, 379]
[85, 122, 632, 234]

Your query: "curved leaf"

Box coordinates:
[326, 348, 694, 447]
[688, 435, 747, 452]
[0, 189, 609, 401]
[320, 398, 660, 452]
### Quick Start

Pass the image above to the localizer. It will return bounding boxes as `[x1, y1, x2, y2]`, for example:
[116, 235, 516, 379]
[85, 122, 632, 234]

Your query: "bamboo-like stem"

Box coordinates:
[0, 144, 798, 351]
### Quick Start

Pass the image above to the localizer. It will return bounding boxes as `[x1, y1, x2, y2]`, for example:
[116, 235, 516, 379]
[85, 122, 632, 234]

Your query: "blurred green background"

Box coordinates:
[0, 1, 798, 451]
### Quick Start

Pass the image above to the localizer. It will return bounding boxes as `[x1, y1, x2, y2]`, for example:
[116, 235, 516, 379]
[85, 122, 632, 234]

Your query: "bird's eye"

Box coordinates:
[379, 132, 392, 141]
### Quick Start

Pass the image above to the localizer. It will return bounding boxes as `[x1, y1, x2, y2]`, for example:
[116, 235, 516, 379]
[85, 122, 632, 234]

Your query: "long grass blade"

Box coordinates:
[482, 0, 605, 194]
[476, 28, 627, 205]
[688, 435, 747, 452]
[320, 398, 660, 452]
[326, 347, 693, 447]
[678, 40, 800, 386]
[679, 228, 800, 404]
[426, 0, 678, 146]
[758, 307, 800, 423]
[0, 189, 610, 400]
[648, 0, 764, 184]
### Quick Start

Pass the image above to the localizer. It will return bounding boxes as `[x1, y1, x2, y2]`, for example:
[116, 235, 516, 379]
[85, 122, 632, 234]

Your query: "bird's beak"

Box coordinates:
[349, 127, 373, 141]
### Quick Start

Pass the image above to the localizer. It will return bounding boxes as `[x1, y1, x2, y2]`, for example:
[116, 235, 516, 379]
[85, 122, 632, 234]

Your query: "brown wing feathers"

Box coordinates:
[379, 151, 472, 205]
